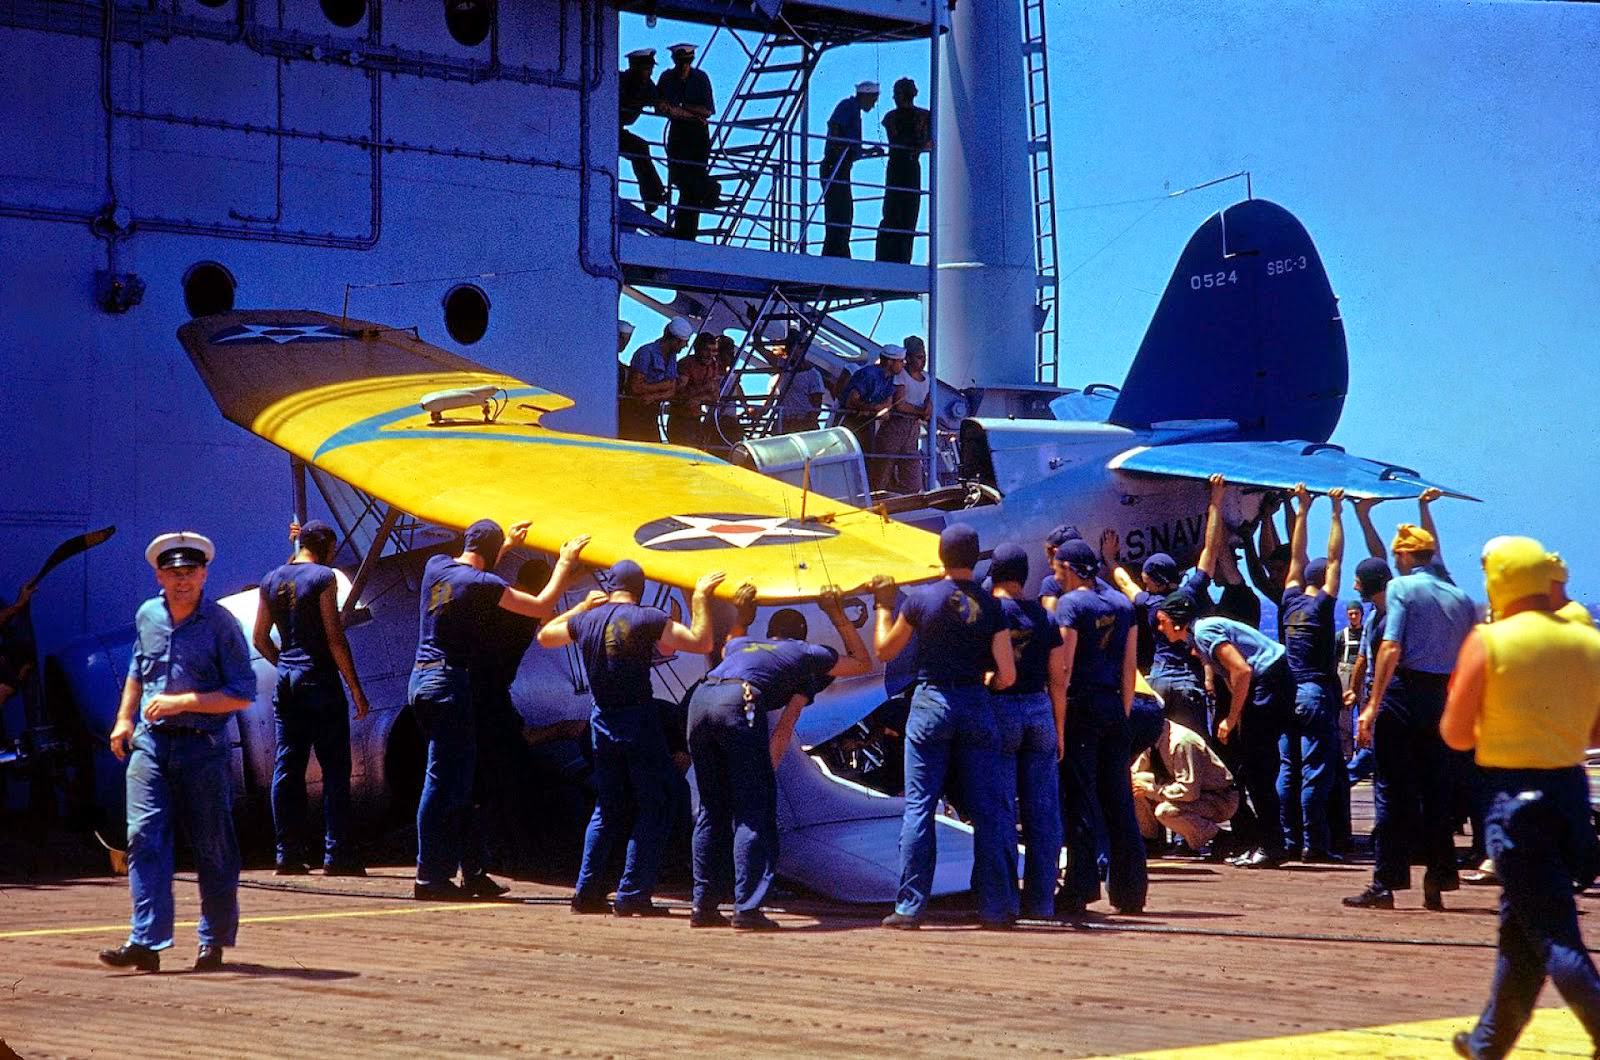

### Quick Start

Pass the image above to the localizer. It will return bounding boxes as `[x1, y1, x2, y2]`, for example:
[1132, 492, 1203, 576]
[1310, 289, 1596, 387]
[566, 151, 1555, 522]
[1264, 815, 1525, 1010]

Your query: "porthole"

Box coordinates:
[444, 0, 492, 46]
[320, 0, 366, 28]
[183, 261, 236, 318]
[442, 284, 490, 344]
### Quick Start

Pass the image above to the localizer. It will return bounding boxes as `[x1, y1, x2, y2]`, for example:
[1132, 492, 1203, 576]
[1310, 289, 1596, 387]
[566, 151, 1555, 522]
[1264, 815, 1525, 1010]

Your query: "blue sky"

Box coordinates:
[623, 0, 1600, 604]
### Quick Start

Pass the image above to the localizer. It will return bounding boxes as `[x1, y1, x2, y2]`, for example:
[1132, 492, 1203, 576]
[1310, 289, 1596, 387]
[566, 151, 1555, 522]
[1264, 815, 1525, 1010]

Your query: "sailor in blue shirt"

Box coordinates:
[409, 520, 588, 901]
[687, 586, 871, 930]
[833, 346, 904, 464]
[1347, 520, 1475, 911]
[1344, 557, 1393, 784]
[988, 543, 1066, 919]
[540, 560, 725, 916]
[620, 316, 692, 442]
[1275, 485, 1347, 862]
[656, 42, 717, 240]
[873, 523, 1016, 928]
[100, 533, 256, 974]
[1037, 523, 1081, 615]
[252, 519, 370, 877]
[1053, 539, 1147, 913]
[1156, 595, 1293, 868]
[820, 81, 881, 257]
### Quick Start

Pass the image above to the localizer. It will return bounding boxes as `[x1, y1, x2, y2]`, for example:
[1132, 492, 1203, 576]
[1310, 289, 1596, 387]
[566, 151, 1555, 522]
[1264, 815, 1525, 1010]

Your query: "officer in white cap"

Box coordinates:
[820, 81, 883, 257]
[619, 47, 665, 212]
[620, 316, 693, 442]
[656, 42, 716, 240]
[99, 532, 256, 974]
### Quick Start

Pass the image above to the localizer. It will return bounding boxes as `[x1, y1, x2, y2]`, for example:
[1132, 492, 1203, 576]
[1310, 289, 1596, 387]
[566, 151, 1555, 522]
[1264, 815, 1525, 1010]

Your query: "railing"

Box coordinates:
[618, 114, 932, 264]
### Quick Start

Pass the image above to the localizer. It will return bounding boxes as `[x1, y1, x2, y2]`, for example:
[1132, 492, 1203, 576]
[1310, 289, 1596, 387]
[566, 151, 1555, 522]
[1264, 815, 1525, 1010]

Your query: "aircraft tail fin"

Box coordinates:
[1109, 199, 1348, 442]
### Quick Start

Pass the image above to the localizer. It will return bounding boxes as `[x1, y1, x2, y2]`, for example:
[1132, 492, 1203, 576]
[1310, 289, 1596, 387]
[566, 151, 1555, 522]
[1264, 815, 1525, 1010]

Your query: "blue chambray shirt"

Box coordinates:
[127, 593, 257, 733]
[628, 340, 679, 386]
[1381, 567, 1476, 674]
[1191, 616, 1286, 678]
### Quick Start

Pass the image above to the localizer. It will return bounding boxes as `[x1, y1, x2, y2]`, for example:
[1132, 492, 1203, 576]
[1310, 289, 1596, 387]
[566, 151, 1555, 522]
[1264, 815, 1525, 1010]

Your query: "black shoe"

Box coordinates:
[461, 873, 509, 899]
[413, 880, 468, 902]
[323, 861, 367, 878]
[274, 861, 311, 876]
[98, 943, 159, 972]
[880, 912, 922, 930]
[1342, 884, 1395, 909]
[570, 894, 611, 915]
[1424, 883, 1446, 912]
[1113, 904, 1146, 915]
[1452, 1030, 1474, 1058]
[731, 911, 781, 932]
[690, 909, 731, 928]
[1301, 851, 1345, 865]
[614, 901, 672, 918]
[193, 944, 223, 972]
[1055, 898, 1090, 918]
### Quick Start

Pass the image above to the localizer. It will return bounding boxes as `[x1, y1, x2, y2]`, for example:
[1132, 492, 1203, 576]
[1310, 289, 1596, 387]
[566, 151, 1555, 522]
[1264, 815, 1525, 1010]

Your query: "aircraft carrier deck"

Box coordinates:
[2, 803, 1593, 1060]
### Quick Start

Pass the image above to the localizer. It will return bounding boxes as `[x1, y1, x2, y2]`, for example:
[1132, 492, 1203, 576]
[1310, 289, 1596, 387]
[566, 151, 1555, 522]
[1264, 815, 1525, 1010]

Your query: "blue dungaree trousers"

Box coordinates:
[895, 681, 1011, 923]
[125, 725, 240, 950]
[1277, 675, 1341, 857]
[270, 666, 352, 867]
[995, 689, 1063, 919]
[576, 702, 676, 908]
[1466, 766, 1600, 1058]
[1371, 669, 1459, 892]
[409, 664, 476, 887]
[1235, 660, 1293, 858]
[688, 680, 780, 915]
[1060, 689, 1147, 911]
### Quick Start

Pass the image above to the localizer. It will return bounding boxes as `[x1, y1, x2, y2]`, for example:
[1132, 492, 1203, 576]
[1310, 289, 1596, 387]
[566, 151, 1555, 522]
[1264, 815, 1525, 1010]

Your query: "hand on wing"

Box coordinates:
[817, 585, 845, 619]
[1419, 487, 1443, 506]
[733, 582, 758, 626]
[507, 520, 532, 547]
[1100, 528, 1121, 564]
[559, 535, 590, 563]
[1208, 472, 1227, 501]
[1293, 482, 1312, 509]
[869, 574, 898, 610]
[695, 570, 727, 597]
[1328, 487, 1345, 513]
[1354, 496, 1382, 517]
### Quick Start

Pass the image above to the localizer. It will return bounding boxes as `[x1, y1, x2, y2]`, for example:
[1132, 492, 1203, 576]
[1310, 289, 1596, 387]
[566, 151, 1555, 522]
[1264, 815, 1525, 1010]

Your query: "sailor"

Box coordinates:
[875, 77, 932, 264]
[1275, 485, 1347, 863]
[872, 335, 932, 493]
[773, 331, 826, 434]
[539, 560, 725, 916]
[99, 533, 255, 974]
[1037, 523, 1082, 615]
[873, 523, 1016, 929]
[834, 345, 904, 479]
[656, 42, 716, 241]
[252, 519, 370, 877]
[987, 542, 1065, 920]
[620, 316, 691, 442]
[667, 331, 722, 448]
[409, 520, 588, 901]
[1131, 717, 1239, 856]
[820, 81, 881, 258]
[687, 586, 871, 930]
[1442, 537, 1600, 1059]
[619, 47, 666, 213]
[1345, 519, 1474, 911]
[1053, 538, 1146, 914]
[1343, 556, 1392, 785]
[617, 318, 635, 355]
[1104, 473, 1226, 736]
[1154, 593, 1292, 869]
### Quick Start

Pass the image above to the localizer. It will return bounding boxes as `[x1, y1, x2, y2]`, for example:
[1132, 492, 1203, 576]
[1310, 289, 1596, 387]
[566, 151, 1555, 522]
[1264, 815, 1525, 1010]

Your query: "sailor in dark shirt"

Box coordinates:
[252, 519, 370, 876]
[619, 47, 665, 211]
[409, 520, 588, 901]
[873, 523, 1016, 929]
[1276, 484, 1347, 863]
[540, 560, 725, 916]
[875, 77, 932, 264]
[687, 586, 870, 930]
[819, 81, 881, 258]
[657, 42, 716, 241]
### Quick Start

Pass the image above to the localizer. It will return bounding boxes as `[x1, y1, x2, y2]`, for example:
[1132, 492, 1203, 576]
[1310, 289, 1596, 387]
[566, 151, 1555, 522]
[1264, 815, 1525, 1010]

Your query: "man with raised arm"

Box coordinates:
[540, 561, 725, 917]
[1276, 485, 1346, 863]
[686, 584, 871, 930]
[409, 520, 589, 901]
[872, 524, 1016, 929]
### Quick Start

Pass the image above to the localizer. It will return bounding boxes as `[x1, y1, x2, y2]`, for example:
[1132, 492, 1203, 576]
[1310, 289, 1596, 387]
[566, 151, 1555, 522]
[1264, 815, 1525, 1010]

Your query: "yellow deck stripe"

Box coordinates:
[0, 901, 504, 939]
[1100, 1007, 1589, 1058]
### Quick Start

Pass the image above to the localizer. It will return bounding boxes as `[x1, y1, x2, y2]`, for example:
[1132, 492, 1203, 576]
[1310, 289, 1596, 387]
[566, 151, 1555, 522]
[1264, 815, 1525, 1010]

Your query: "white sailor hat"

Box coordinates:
[666, 316, 694, 340]
[626, 47, 656, 60]
[668, 41, 697, 55]
[856, 80, 881, 94]
[618, 319, 636, 336]
[879, 343, 906, 361]
[145, 531, 215, 570]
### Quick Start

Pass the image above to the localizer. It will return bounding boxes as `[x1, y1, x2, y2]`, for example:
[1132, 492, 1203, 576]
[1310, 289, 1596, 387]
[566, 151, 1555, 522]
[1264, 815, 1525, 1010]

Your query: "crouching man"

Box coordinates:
[1131, 717, 1239, 856]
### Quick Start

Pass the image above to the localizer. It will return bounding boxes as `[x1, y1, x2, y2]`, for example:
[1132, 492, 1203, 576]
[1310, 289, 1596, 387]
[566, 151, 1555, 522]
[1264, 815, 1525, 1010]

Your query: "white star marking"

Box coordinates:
[640, 515, 832, 550]
[215, 324, 346, 344]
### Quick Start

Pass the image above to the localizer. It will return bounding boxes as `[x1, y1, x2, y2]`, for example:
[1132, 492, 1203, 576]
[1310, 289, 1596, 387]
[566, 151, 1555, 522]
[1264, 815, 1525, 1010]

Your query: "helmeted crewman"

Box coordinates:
[100, 532, 255, 974]
[619, 47, 666, 212]
[987, 542, 1066, 920]
[873, 523, 1016, 929]
[540, 559, 725, 916]
[252, 519, 370, 877]
[1054, 538, 1146, 914]
[687, 585, 870, 930]
[409, 520, 588, 901]
[820, 81, 881, 258]
[657, 42, 716, 241]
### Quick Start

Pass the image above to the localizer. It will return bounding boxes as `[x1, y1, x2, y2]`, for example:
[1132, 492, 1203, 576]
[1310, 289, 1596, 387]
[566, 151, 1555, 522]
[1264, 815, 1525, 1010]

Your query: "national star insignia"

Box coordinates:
[639, 515, 834, 550]
[213, 323, 348, 344]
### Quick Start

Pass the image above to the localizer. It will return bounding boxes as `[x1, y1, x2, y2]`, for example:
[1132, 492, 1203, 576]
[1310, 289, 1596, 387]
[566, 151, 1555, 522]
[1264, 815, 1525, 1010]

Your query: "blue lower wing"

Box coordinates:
[1110, 440, 1476, 501]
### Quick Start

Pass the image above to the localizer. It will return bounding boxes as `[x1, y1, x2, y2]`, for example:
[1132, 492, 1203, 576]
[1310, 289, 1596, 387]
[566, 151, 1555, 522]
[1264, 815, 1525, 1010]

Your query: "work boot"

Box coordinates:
[413, 880, 468, 902]
[1301, 850, 1345, 865]
[323, 861, 368, 878]
[1342, 883, 1395, 909]
[98, 943, 159, 972]
[613, 900, 672, 918]
[1239, 849, 1287, 870]
[1424, 882, 1446, 911]
[193, 945, 224, 972]
[461, 873, 509, 899]
[274, 861, 311, 876]
[570, 893, 611, 915]
[731, 911, 781, 932]
[689, 909, 731, 928]
[880, 911, 922, 930]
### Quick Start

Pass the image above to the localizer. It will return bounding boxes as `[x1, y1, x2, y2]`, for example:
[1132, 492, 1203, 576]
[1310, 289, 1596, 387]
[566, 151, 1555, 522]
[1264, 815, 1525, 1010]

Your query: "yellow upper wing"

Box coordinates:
[180, 310, 941, 601]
